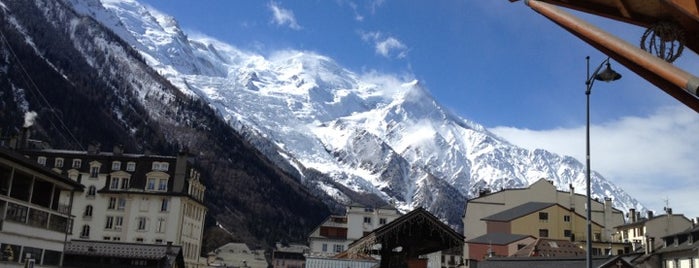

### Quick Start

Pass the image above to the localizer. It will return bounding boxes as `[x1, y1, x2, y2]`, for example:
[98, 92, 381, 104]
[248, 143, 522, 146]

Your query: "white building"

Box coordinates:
[0, 147, 83, 267]
[614, 208, 692, 252]
[307, 203, 400, 257]
[22, 145, 207, 268]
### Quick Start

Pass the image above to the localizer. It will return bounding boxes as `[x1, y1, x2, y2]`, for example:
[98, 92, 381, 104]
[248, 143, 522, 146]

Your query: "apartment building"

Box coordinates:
[0, 147, 83, 267]
[307, 203, 400, 257]
[21, 145, 207, 268]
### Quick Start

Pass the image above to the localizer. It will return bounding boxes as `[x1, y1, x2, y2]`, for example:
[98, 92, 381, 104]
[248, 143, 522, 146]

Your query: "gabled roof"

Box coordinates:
[481, 202, 556, 222]
[348, 207, 463, 257]
[466, 233, 534, 245]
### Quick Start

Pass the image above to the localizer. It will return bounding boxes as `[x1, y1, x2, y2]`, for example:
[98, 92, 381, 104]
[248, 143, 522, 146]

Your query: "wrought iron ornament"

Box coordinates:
[641, 21, 685, 63]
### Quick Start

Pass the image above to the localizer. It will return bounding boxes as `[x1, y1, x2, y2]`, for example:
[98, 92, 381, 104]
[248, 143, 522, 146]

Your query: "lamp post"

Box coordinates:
[585, 56, 621, 268]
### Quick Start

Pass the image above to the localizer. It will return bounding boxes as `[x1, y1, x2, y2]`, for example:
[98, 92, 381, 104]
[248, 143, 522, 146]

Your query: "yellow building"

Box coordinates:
[479, 202, 628, 256]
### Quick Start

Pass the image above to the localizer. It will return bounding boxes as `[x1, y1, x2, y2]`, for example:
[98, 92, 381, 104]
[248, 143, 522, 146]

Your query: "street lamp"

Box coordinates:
[585, 56, 621, 268]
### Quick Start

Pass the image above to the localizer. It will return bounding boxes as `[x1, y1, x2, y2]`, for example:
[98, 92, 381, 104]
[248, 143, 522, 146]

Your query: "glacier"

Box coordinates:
[67, 0, 644, 227]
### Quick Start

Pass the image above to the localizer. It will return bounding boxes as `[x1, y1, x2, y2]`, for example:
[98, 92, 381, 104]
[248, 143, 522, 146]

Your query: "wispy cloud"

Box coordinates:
[359, 31, 407, 59]
[268, 1, 301, 30]
[489, 105, 699, 217]
[368, 0, 385, 14]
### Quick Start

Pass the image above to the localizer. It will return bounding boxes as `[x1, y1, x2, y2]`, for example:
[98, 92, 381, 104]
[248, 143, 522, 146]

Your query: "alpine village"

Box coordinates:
[1, 0, 698, 268]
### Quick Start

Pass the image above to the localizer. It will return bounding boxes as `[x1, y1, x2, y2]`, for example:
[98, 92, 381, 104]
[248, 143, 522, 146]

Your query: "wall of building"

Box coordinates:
[464, 179, 624, 241]
[508, 205, 602, 241]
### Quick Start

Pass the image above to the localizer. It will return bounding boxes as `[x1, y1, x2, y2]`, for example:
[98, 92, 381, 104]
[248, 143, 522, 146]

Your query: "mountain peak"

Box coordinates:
[72, 0, 644, 227]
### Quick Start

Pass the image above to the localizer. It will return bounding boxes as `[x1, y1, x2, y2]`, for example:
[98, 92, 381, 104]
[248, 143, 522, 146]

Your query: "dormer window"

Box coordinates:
[158, 179, 168, 191]
[110, 178, 120, 190]
[55, 158, 64, 168]
[111, 161, 121, 171]
[126, 162, 136, 172]
[146, 178, 156, 191]
[37, 156, 47, 166]
[90, 166, 99, 178]
[120, 178, 130, 189]
[72, 159, 82, 169]
[152, 162, 169, 171]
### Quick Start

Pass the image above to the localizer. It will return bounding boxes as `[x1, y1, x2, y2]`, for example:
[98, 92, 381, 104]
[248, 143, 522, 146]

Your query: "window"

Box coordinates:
[379, 218, 387, 225]
[156, 218, 166, 233]
[146, 178, 156, 190]
[90, 166, 99, 178]
[55, 158, 64, 168]
[126, 162, 136, 171]
[103, 236, 111, 240]
[84, 205, 93, 217]
[115, 216, 123, 229]
[137, 217, 147, 230]
[322, 244, 327, 252]
[160, 198, 169, 212]
[158, 179, 168, 191]
[117, 198, 126, 210]
[108, 197, 117, 209]
[80, 225, 90, 238]
[113, 236, 121, 241]
[333, 244, 344, 252]
[111, 161, 121, 170]
[87, 186, 96, 198]
[539, 229, 549, 238]
[105, 216, 114, 229]
[564, 215, 571, 222]
[136, 237, 144, 242]
[594, 233, 601, 241]
[363, 217, 371, 224]
[110, 178, 120, 190]
[120, 178, 129, 189]
[37, 156, 47, 166]
[72, 159, 82, 168]
[564, 229, 572, 237]
[539, 212, 549, 221]
[155, 239, 163, 244]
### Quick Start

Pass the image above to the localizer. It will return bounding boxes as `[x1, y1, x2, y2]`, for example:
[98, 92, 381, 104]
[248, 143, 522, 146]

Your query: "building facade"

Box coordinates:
[0, 147, 83, 267]
[614, 208, 693, 252]
[21, 145, 207, 268]
[308, 203, 400, 257]
[463, 179, 626, 260]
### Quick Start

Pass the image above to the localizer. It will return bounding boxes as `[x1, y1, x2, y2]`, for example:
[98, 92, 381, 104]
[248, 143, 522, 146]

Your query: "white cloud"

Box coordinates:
[359, 31, 407, 59]
[490, 105, 699, 218]
[268, 1, 301, 30]
[369, 0, 385, 14]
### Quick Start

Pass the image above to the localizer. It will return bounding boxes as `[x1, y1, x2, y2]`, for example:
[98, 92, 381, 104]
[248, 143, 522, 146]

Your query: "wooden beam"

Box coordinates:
[525, 0, 699, 112]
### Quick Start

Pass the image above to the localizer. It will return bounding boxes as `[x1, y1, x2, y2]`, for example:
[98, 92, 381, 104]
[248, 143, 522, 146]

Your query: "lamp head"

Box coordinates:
[594, 62, 622, 82]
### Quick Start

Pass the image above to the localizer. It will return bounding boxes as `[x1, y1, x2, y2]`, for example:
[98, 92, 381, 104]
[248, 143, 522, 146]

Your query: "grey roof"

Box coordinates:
[478, 257, 610, 268]
[466, 233, 533, 245]
[482, 202, 556, 222]
[65, 240, 181, 259]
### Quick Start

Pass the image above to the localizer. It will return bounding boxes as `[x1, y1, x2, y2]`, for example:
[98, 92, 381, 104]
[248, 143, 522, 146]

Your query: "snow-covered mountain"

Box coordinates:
[69, 0, 643, 226]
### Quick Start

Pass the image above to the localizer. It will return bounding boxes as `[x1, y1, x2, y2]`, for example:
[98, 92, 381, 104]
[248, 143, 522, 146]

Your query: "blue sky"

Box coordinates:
[138, 0, 699, 218]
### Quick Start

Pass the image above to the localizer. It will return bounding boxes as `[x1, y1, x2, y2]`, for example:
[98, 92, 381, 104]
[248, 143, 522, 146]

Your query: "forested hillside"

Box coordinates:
[0, 0, 330, 251]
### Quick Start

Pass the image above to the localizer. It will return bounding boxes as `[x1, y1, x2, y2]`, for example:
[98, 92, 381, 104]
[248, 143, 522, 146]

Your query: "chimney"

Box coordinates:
[645, 237, 655, 255]
[630, 208, 636, 223]
[19, 127, 30, 150]
[113, 144, 123, 156]
[647, 211, 654, 219]
[569, 184, 575, 211]
[173, 149, 188, 192]
[87, 142, 100, 155]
